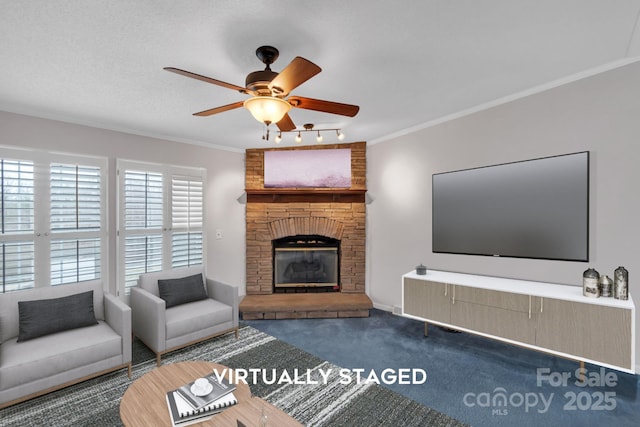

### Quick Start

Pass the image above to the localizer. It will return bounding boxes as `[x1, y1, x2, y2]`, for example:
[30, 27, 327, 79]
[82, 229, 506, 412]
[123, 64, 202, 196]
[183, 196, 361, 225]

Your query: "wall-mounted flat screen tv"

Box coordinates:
[432, 151, 589, 262]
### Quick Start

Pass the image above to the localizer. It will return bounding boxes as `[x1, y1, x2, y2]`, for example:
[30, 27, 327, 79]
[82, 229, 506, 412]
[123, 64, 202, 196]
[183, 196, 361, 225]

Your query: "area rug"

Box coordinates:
[0, 325, 467, 427]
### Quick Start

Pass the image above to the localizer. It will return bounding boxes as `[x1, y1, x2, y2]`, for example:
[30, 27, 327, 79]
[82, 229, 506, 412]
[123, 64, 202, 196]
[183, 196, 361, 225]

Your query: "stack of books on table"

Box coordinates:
[165, 373, 237, 426]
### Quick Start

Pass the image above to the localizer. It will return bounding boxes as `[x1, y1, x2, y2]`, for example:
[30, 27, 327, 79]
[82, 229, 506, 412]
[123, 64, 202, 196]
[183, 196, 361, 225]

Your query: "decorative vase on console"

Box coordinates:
[614, 266, 629, 300]
[599, 275, 613, 298]
[582, 268, 600, 298]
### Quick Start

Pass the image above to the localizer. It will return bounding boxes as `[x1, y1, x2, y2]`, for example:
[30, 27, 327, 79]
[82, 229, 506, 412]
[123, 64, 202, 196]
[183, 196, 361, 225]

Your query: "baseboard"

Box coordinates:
[371, 301, 394, 313]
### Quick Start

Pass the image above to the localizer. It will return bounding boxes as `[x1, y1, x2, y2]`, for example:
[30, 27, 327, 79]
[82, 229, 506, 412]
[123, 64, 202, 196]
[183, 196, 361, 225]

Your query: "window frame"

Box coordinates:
[116, 159, 206, 297]
[0, 146, 108, 292]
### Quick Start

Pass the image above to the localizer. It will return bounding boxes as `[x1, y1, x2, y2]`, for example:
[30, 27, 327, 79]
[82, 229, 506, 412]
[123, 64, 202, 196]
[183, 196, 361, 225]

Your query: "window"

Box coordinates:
[122, 169, 164, 289]
[0, 159, 35, 292]
[0, 160, 34, 233]
[0, 149, 106, 292]
[118, 161, 205, 295]
[171, 176, 203, 268]
[50, 164, 102, 285]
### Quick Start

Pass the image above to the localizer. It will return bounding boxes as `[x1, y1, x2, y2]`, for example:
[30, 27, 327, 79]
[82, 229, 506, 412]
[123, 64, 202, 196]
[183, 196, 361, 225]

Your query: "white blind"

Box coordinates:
[125, 170, 163, 229]
[171, 176, 203, 268]
[1, 160, 35, 291]
[172, 232, 203, 268]
[50, 164, 101, 231]
[0, 241, 35, 292]
[1, 151, 107, 293]
[124, 235, 163, 288]
[49, 163, 103, 286]
[122, 169, 164, 290]
[1, 160, 34, 234]
[50, 238, 101, 285]
[118, 162, 205, 295]
[172, 177, 203, 230]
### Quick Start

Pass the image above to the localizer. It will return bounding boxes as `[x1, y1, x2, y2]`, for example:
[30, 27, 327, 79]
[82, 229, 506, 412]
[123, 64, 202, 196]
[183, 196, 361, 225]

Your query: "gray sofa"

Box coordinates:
[0, 280, 132, 408]
[131, 266, 238, 366]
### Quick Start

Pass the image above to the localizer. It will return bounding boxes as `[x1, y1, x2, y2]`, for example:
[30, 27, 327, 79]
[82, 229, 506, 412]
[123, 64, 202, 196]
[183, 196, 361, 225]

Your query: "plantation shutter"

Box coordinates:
[123, 170, 163, 290]
[50, 164, 102, 285]
[0, 159, 35, 292]
[50, 164, 101, 231]
[171, 176, 203, 268]
[117, 162, 205, 297]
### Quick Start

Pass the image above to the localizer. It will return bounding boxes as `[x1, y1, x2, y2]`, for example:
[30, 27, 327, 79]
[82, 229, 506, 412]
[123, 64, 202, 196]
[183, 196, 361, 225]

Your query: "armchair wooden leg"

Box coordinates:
[156, 353, 161, 367]
[128, 363, 132, 379]
[235, 327, 239, 339]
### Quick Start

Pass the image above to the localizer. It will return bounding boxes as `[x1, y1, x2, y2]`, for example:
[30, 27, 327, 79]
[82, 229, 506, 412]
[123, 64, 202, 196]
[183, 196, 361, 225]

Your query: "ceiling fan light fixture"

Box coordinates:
[275, 132, 282, 144]
[316, 131, 323, 143]
[337, 130, 345, 141]
[243, 96, 291, 125]
[295, 132, 302, 143]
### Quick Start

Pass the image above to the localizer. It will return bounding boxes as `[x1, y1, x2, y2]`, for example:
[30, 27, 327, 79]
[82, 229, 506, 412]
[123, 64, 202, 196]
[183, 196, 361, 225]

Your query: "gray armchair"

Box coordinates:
[130, 266, 238, 366]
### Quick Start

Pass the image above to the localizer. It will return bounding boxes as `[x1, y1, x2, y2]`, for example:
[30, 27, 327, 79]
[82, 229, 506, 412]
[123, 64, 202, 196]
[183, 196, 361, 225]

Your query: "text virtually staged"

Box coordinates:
[210, 367, 428, 386]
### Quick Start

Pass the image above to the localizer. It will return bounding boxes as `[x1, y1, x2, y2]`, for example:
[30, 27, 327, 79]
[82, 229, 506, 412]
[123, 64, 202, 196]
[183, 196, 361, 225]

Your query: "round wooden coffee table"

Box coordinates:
[120, 361, 251, 427]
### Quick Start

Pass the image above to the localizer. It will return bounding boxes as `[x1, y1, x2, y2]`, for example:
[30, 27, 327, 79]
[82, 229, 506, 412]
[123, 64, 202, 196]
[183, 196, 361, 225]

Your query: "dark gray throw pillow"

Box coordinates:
[18, 290, 99, 342]
[157, 273, 208, 308]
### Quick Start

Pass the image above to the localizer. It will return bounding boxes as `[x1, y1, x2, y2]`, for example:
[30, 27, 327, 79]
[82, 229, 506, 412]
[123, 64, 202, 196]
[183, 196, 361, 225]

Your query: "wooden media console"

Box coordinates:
[402, 270, 635, 373]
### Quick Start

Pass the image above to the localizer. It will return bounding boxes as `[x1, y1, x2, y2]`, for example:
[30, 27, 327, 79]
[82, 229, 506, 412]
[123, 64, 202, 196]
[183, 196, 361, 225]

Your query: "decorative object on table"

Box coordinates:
[416, 264, 427, 275]
[166, 372, 238, 426]
[582, 268, 600, 297]
[166, 389, 237, 426]
[599, 275, 613, 297]
[177, 372, 236, 410]
[614, 266, 629, 300]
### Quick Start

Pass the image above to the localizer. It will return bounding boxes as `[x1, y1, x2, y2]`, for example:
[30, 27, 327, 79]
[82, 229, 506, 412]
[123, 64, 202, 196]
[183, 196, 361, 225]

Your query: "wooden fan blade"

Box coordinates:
[193, 101, 244, 117]
[288, 96, 360, 117]
[276, 113, 296, 131]
[268, 57, 321, 96]
[164, 67, 251, 94]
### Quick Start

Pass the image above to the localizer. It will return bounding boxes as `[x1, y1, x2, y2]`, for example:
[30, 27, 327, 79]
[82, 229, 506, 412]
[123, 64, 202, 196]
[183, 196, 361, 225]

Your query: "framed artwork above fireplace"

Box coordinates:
[264, 148, 352, 188]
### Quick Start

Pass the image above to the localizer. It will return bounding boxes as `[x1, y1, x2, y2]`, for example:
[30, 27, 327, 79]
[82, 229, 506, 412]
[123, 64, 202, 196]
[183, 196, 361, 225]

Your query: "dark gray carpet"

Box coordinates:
[247, 309, 640, 427]
[0, 325, 467, 427]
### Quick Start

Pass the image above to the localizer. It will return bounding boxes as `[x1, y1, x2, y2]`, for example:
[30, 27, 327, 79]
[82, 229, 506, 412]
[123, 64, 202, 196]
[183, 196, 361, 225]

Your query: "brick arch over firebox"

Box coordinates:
[268, 217, 344, 240]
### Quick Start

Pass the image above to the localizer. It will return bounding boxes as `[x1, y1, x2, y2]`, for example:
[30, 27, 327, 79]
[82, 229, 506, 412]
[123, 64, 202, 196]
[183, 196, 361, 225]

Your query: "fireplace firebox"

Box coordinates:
[273, 235, 340, 293]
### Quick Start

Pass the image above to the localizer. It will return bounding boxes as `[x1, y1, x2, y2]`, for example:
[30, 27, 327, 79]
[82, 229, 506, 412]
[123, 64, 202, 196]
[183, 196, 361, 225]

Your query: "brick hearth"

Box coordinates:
[241, 142, 372, 319]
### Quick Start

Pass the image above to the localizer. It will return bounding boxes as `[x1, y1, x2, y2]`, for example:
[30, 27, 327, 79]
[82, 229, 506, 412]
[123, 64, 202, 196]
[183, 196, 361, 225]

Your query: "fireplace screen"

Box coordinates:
[273, 237, 339, 289]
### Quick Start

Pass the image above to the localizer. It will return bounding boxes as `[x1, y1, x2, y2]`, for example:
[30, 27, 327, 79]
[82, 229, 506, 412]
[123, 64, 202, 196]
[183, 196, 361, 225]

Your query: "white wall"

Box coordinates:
[0, 111, 246, 294]
[367, 61, 640, 368]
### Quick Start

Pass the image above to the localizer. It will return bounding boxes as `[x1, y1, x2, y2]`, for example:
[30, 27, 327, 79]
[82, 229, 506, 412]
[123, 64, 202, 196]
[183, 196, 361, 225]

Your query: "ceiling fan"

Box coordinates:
[164, 46, 359, 133]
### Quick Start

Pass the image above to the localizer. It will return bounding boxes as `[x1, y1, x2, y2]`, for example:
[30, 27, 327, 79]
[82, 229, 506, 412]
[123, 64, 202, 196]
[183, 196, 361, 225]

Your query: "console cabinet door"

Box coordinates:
[450, 286, 537, 345]
[403, 278, 450, 323]
[536, 298, 633, 370]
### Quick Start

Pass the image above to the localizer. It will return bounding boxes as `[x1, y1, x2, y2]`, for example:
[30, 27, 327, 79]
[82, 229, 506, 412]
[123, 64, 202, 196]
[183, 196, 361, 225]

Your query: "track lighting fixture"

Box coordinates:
[268, 123, 346, 144]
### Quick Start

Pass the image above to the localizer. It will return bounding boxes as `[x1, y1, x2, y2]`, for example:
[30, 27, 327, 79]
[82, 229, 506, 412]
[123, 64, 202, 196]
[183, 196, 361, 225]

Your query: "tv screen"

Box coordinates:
[432, 152, 589, 262]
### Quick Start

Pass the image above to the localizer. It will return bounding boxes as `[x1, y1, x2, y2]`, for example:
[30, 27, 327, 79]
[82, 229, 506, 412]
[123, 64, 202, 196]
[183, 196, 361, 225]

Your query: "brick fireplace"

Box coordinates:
[240, 141, 372, 319]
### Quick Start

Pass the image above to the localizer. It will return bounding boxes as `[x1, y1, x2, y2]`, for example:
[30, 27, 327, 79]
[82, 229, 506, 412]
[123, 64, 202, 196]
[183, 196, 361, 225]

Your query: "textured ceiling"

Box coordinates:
[1, 0, 640, 152]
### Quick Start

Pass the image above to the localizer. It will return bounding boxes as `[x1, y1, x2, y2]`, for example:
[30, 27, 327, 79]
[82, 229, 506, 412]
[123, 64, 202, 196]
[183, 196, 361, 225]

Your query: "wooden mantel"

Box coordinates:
[246, 188, 366, 203]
